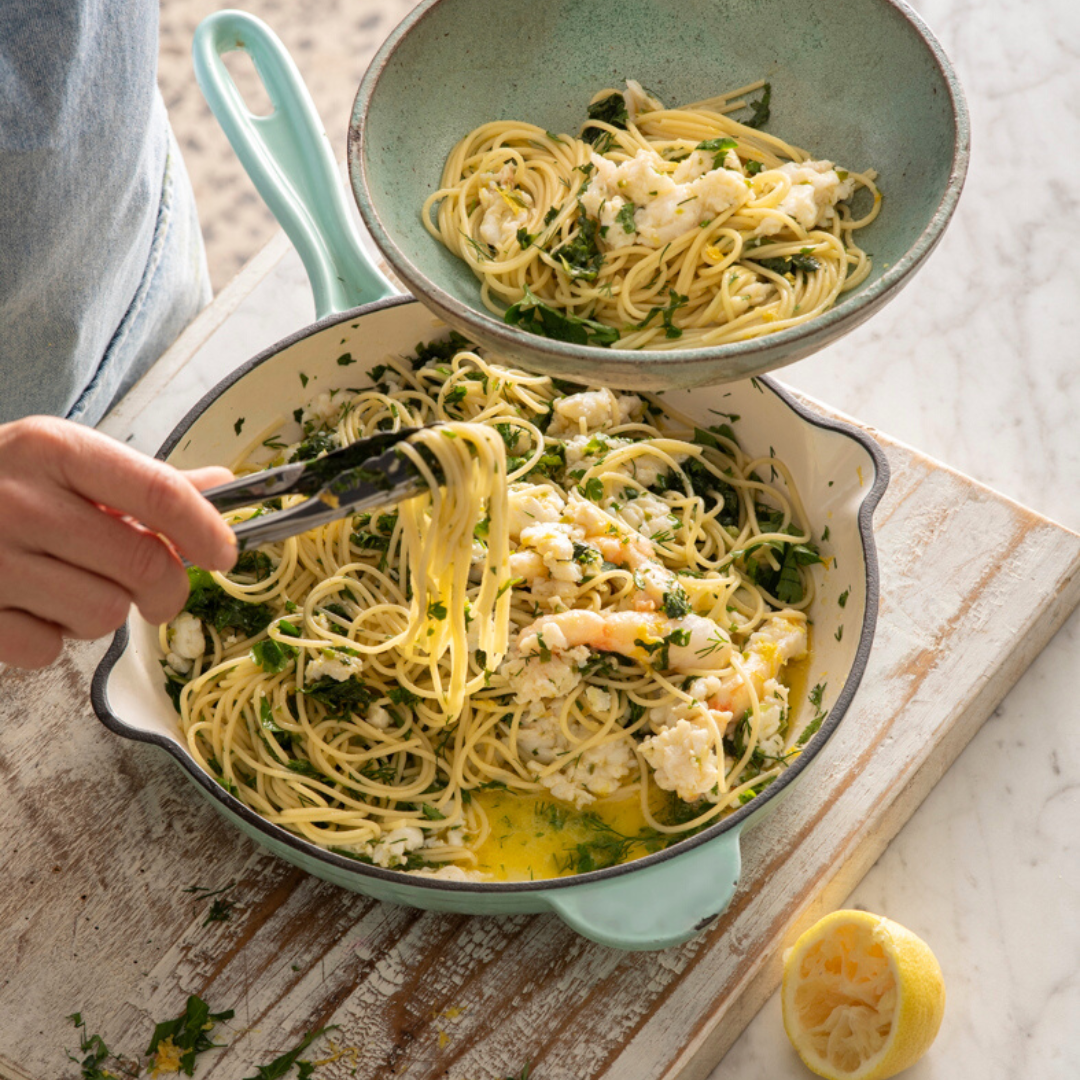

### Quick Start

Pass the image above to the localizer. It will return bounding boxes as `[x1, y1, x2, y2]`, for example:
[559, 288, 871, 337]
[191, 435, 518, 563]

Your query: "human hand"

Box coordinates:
[0, 416, 237, 669]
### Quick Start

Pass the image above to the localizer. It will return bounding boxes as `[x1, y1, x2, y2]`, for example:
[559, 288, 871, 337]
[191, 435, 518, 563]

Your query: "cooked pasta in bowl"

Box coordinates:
[349, 0, 968, 388]
[93, 297, 888, 949]
[424, 79, 881, 352]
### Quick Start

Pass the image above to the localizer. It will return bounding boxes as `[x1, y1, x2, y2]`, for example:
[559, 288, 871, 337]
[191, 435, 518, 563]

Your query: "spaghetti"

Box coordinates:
[161, 339, 824, 880]
[423, 80, 881, 350]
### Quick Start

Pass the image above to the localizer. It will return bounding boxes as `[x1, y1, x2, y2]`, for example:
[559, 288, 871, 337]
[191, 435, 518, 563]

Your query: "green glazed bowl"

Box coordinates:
[350, 0, 969, 389]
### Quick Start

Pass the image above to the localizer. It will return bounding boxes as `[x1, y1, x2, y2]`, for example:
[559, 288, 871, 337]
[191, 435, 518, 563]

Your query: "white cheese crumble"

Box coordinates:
[370, 823, 425, 868]
[166, 612, 206, 673]
[756, 160, 855, 234]
[500, 644, 590, 703]
[639, 718, 721, 801]
[408, 864, 488, 882]
[547, 388, 642, 435]
[301, 390, 345, 431]
[478, 167, 533, 248]
[580, 148, 750, 250]
[507, 483, 566, 540]
[518, 711, 635, 808]
[305, 651, 362, 683]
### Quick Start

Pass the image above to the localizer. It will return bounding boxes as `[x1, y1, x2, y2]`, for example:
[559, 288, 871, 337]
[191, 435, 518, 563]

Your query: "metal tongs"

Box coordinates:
[200, 426, 433, 554]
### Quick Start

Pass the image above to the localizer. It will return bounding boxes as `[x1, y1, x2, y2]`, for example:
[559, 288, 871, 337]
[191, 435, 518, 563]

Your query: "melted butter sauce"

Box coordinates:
[470, 643, 813, 882]
[471, 788, 661, 882]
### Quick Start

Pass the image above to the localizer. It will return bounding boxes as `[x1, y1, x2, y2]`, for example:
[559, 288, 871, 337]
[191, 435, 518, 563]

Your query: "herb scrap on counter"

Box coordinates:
[67, 1013, 138, 1080]
[147, 994, 235, 1077]
[183, 880, 238, 927]
[241, 1027, 337, 1080]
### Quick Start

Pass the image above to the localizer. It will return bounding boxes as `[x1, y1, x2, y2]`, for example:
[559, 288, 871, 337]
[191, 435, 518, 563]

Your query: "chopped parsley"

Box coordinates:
[504, 284, 619, 348]
[743, 82, 772, 129]
[147, 995, 235, 1077]
[241, 1027, 336, 1080]
[66, 1014, 136, 1080]
[582, 91, 629, 152]
[634, 288, 689, 339]
[662, 584, 692, 619]
[302, 677, 376, 717]
[183, 880, 238, 926]
[696, 136, 739, 168]
[798, 682, 829, 745]
[615, 201, 637, 233]
[550, 202, 605, 281]
[251, 637, 298, 674]
[336, 352, 356, 366]
[754, 253, 821, 275]
[183, 567, 274, 637]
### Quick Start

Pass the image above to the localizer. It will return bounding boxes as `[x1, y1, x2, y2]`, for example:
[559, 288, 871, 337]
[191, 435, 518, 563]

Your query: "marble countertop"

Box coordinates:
[716, 0, 1080, 1076]
[104, 0, 1078, 1075]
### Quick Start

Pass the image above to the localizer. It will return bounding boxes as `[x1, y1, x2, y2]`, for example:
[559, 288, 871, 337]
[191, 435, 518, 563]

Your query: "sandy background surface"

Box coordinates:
[159, 0, 417, 291]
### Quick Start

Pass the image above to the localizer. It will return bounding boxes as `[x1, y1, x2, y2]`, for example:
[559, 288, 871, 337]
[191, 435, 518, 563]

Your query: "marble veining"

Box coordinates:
[712, 0, 1080, 1075]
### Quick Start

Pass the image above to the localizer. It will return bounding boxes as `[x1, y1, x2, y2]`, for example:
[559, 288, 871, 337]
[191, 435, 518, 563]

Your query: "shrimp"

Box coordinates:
[700, 615, 808, 719]
[565, 491, 677, 607]
[518, 608, 732, 673]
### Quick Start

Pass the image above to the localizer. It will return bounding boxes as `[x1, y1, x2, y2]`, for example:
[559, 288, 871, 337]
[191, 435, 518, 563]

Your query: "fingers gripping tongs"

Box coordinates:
[199, 427, 431, 554]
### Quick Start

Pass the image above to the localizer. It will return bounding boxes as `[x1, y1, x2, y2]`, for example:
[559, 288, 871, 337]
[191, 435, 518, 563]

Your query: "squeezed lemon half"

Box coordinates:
[781, 909, 946, 1080]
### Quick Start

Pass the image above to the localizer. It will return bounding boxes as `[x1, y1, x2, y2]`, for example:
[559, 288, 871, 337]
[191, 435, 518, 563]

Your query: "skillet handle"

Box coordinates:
[192, 10, 396, 319]
[545, 826, 744, 951]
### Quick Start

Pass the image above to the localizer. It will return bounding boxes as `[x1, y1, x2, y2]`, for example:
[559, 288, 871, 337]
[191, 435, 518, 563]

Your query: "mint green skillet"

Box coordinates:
[92, 10, 890, 951]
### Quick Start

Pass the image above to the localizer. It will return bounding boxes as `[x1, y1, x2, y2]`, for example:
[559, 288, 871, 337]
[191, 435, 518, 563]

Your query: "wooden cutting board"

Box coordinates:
[2, 405, 1078, 1080]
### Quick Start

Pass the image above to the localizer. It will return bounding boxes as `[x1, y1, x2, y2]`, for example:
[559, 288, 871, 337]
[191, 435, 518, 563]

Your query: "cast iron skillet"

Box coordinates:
[91, 12, 890, 951]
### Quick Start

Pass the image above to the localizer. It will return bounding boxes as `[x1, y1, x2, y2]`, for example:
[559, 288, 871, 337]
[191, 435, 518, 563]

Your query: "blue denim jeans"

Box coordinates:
[0, 1, 210, 428]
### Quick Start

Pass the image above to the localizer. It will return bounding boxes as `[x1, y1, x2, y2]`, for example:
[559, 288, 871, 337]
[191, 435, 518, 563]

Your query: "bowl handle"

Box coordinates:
[544, 826, 744, 951]
[192, 10, 396, 319]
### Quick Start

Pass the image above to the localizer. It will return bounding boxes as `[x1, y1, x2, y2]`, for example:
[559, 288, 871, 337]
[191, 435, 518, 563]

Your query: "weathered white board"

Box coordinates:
[2, 235, 1079, 1080]
[2, 420, 1078, 1080]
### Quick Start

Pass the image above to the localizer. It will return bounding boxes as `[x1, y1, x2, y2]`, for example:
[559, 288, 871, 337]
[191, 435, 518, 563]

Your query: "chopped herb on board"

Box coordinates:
[183, 880, 238, 926]
[66, 1013, 137, 1080]
[241, 1027, 337, 1080]
[147, 995, 235, 1076]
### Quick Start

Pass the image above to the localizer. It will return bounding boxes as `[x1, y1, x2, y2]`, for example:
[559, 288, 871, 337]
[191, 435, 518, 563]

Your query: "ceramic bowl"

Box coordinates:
[349, 0, 969, 389]
[92, 296, 889, 951]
